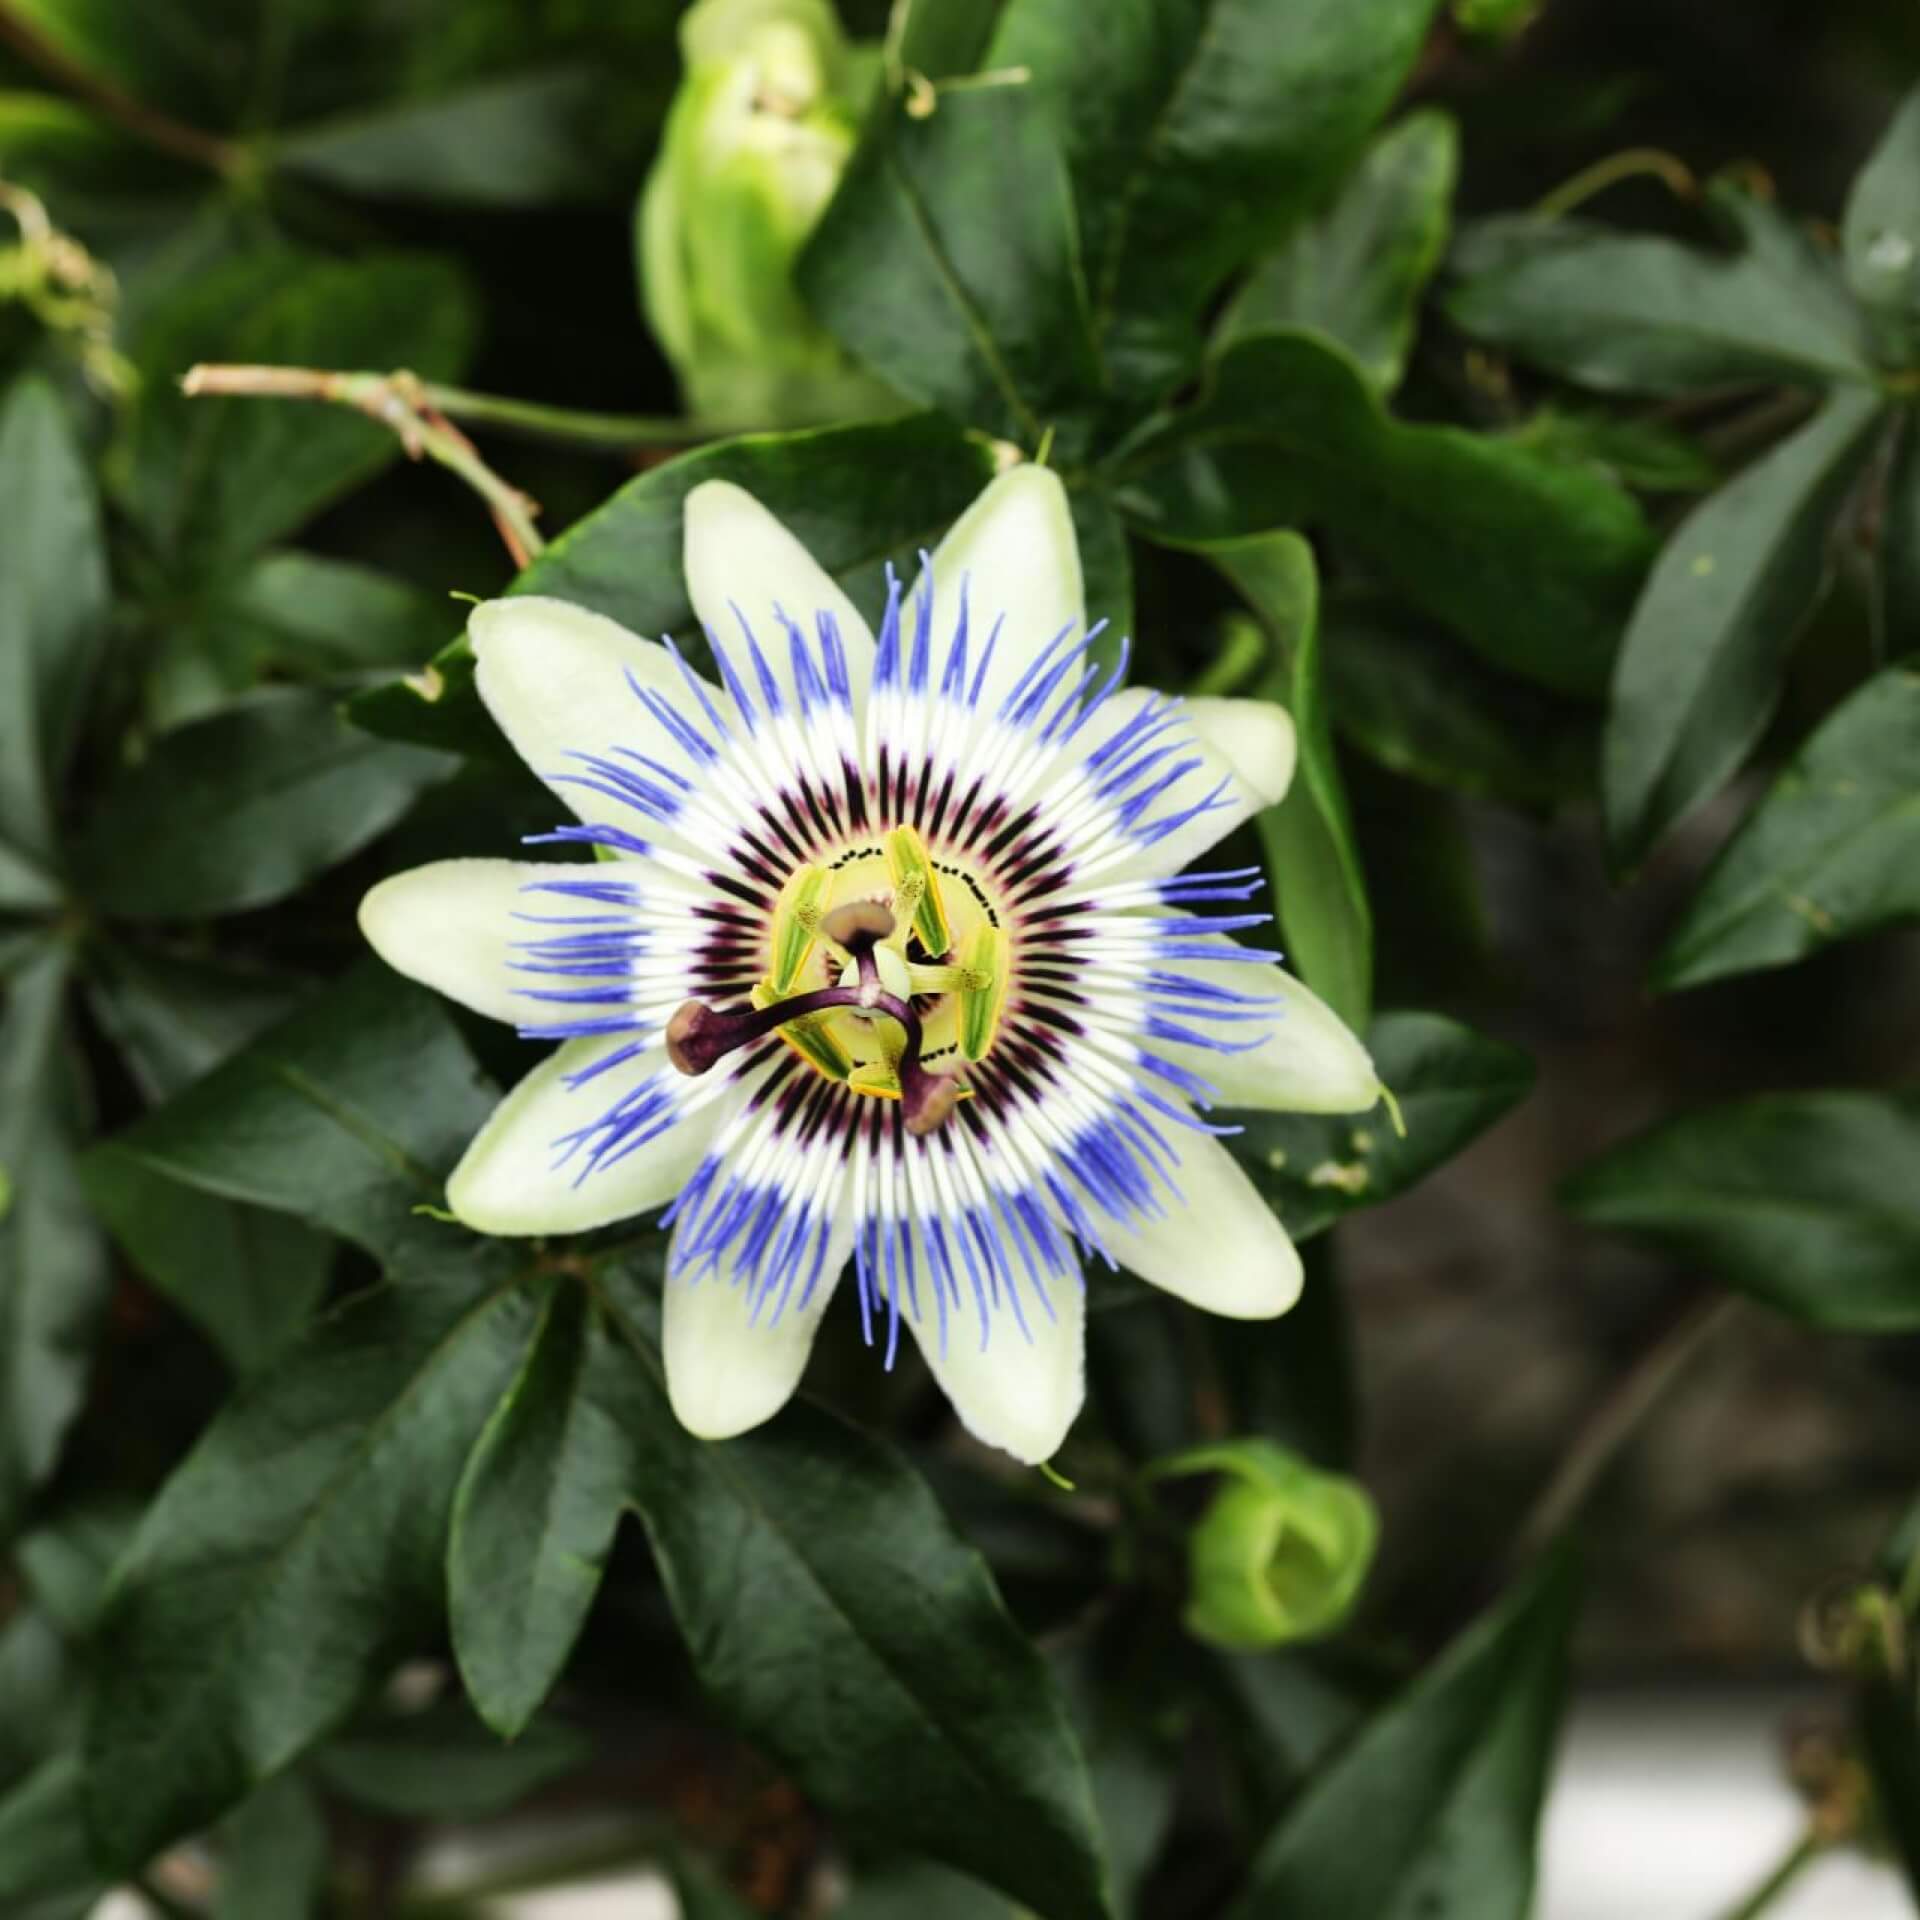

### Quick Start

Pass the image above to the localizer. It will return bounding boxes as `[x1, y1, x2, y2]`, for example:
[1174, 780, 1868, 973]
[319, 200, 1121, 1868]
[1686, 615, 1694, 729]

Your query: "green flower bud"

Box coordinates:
[638, 0, 896, 429]
[1151, 1440, 1378, 1652]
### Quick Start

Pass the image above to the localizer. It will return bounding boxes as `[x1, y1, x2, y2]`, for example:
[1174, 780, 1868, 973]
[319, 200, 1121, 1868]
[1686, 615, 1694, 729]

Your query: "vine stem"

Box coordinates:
[1716, 1827, 1823, 1920]
[181, 364, 549, 567]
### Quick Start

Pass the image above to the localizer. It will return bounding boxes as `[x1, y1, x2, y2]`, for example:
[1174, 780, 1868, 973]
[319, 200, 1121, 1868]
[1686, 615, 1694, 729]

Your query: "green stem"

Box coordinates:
[411, 382, 717, 452]
[1534, 146, 1699, 219]
[1192, 614, 1272, 698]
[1716, 1828, 1823, 1920]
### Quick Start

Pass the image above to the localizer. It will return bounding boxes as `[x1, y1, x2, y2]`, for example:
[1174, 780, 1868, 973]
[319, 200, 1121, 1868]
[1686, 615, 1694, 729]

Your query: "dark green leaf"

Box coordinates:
[886, 0, 1008, 81]
[801, 85, 1100, 451]
[1322, 590, 1594, 810]
[1227, 1550, 1578, 1920]
[72, 687, 450, 921]
[0, 1753, 105, 1915]
[1115, 331, 1651, 696]
[0, 1609, 72, 1792]
[86, 967, 498, 1261]
[349, 416, 997, 755]
[1071, 487, 1133, 677]
[0, 375, 110, 871]
[1230, 1012, 1534, 1243]
[1447, 194, 1873, 394]
[1604, 386, 1887, 867]
[988, 0, 1438, 402]
[215, 1776, 329, 1920]
[450, 1285, 639, 1738]
[1877, 407, 1920, 656]
[0, 947, 110, 1544]
[1222, 109, 1458, 394]
[1842, 84, 1920, 363]
[1564, 1091, 1920, 1330]
[837, 1860, 1015, 1920]
[1209, 1240, 1357, 1469]
[122, 251, 476, 578]
[1206, 533, 1371, 1028]
[1202, 1648, 1371, 1831]
[1862, 1681, 1920, 1901]
[1502, 407, 1720, 496]
[595, 1271, 1113, 1920]
[275, 71, 607, 206]
[221, 550, 452, 679]
[83, 1263, 544, 1869]
[313, 1697, 589, 1819]
[1654, 664, 1920, 989]
[17, 1495, 140, 1637]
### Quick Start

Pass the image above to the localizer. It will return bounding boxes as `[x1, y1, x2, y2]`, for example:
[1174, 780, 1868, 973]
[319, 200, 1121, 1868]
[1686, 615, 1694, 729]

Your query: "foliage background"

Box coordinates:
[3, 0, 1920, 1914]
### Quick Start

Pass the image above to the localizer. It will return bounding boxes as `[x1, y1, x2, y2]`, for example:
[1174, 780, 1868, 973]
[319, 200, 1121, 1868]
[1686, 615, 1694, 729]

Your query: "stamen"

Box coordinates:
[884, 826, 951, 958]
[768, 863, 831, 993]
[957, 923, 1009, 1062]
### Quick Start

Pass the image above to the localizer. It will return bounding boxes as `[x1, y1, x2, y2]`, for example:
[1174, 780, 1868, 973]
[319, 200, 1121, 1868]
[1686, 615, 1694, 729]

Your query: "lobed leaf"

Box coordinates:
[1842, 84, 1920, 363]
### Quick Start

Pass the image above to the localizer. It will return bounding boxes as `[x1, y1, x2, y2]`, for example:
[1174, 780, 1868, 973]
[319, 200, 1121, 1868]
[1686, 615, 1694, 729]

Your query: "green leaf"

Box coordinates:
[1861, 1680, 1920, 1902]
[0, 1753, 105, 1916]
[121, 250, 476, 579]
[1563, 1091, 1920, 1330]
[1222, 109, 1458, 394]
[1653, 665, 1920, 989]
[886, 0, 1009, 82]
[85, 967, 498, 1261]
[1447, 192, 1873, 394]
[1208, 1241, 1357, 1469]
[1204, 533, 1371, 1028]
[313, 1697, 590, 1819]
[0, 1609, 73, 1793]
[800, 85, 1101, 451]
[220, 550, 452, 680]
[1114, 331, 1651, 696]
[1230, 1012, 1534, 1243]
[71, 687, 450, 921]
[275, 70, 608, 206]
[1502, 407, 1719, 496]
[449, 1284, 639, 1738]
[837, 1860, 1016, 1920]
[215, 1776, 329, 1920]
[17, 1495, 138, 1638]
[1071, 487, 1133, 676]
[987, 0, 1438, 403]
[0, 375, 110, 872]
[1603, 386, 1887, 868]
[348, 416, 997, 755]
[1322, 590, 1594, 811]
[0, 947, 110, 1544]
[1227, 1550, 1578, 1920]
[83, 1262, 545, 1870]
[1877, 407, 1920, 656]
[594, 1271, 1113, 1920]
[1842, 84, 1920, 364]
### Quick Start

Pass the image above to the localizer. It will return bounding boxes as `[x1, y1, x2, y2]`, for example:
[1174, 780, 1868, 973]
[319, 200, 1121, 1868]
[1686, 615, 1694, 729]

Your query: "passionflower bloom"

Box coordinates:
[361, 468, 1381, 1461]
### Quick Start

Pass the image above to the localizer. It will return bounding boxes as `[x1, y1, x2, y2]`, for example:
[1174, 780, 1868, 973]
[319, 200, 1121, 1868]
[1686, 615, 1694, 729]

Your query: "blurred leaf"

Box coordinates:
[1115, 331, 1651, 696]
[1202, 1647, 1370, 1831]
[84, 967, 498, 1261]
[1843, 83, 1920, 362]
[1222, 109, 1458, 394]
[314, 1697, 589, 1819]
[1230, 1011, 1533, 1243]
[1653, 664, 1920, 989]
[987, 0, 1438, 403]
[275, 70, 607, 206]
[1209, 1241, 1357, 1468]
[801, 85, 1101, 452]
[1504, 408, 1719, 495]
[1447, 194, 1873, 394]
[837, 1859, 1016, 1919]
[0, 947, 109, 1545]
[1227, 1549, 1578, 1920]
[122, 251, 476, 580]
[0, 1752, 104, 1916]
[1564, 1091, 1920, 1330]
[595, 1268, 1113, 1920]
[1071, 487, 1133, 676]
[0, 1609, 71, 1792]
[84, 1261, 544, 1870]
[17, 1495, 139, 1637]
[1207, 533, 1372, 1028]
[1878, 407, 1920, 656]
[72, 687, 450, 920]
[450, 1284, 639, 1738]
[218, 550, 451, 681]
[1861, 1681, 1920, 1901]
[215, 1775, 328, 1920]
[0, 375, 110, 875]
[1604, 386, 1886, 868]
[1322, 591, 1594, 810]
[349, 416, 997, 755]
[886, 0, 1008, 81]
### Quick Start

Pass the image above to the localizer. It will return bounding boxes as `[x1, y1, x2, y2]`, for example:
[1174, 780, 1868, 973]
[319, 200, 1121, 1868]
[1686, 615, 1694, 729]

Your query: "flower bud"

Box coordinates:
[637, 0, 896, 428]
[1152, 1439, 1378, 1652]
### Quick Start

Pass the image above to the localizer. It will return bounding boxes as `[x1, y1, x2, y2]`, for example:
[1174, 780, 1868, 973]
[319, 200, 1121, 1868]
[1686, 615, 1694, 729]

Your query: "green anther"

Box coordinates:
[848, 1060, 902, 1101]
[957, 923, 1009, 1062]
[768, 863, 831, 993]
[782, 1014, 854, 1081]
[885, 826, 951, 957]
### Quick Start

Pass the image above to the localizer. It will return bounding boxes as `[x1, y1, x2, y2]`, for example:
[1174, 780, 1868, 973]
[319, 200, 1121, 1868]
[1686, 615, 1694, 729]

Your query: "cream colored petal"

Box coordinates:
[1103, 1133, 1302, 1319]
[909, 465, 1084, 723]
[905, 1259, 1085, 1465]
[683, 479, 876, 712]
[447, 1034, 734, 1236]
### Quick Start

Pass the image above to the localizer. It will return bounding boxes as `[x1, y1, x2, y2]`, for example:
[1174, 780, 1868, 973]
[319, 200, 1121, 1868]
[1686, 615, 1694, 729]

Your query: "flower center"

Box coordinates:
[663, 824, 1009, 1135]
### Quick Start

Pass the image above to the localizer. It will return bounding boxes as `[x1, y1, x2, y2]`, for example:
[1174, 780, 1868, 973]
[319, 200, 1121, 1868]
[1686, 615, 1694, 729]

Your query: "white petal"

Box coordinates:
[360, 859, 619, 1029]
[683, 480, 876, 711]
[906, 1263, 1085, 1464]
[468, 596, 720, 847]
[911, 465, 1083, 722]
[1105, 1133, 1302, 1319]
[1187, 695, 1297, 807]
[1161, 961, 1381, 1114]
[447, 1034, 734, 1235]
[664, 1221, 851, 1440]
